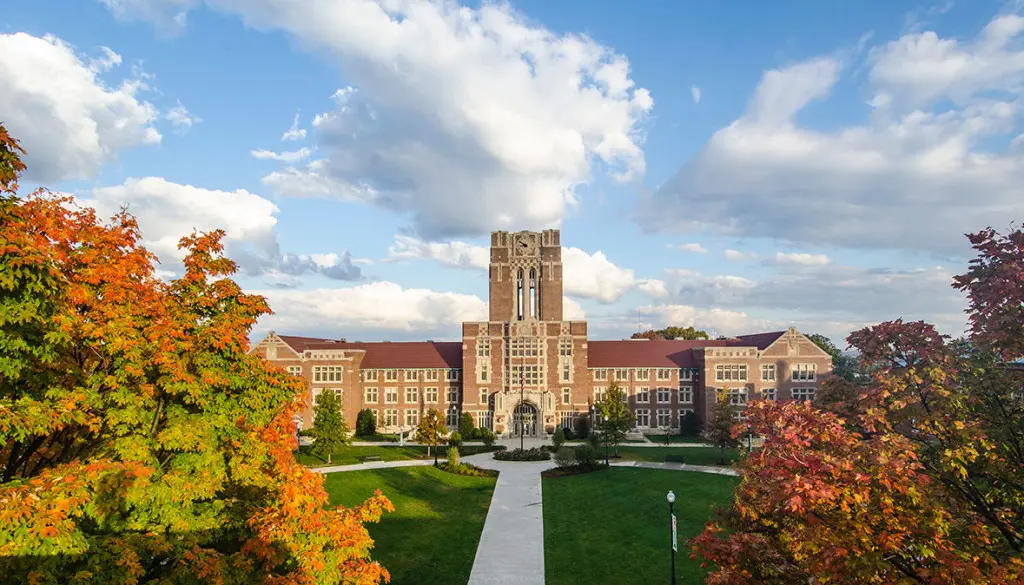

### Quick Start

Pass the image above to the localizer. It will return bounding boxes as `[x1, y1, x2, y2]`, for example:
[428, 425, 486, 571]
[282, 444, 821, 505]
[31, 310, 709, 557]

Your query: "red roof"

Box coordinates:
[727, 331, 786, 350]
[277, 335, 337, 349]
[587, 339, 728, 368]
[304, 341, 463, 369]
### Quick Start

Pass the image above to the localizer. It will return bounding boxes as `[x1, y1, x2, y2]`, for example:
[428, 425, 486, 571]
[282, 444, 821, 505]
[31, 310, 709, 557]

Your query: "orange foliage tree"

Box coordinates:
[691, 227, 1024, 584]
[0, 125, 394, 584]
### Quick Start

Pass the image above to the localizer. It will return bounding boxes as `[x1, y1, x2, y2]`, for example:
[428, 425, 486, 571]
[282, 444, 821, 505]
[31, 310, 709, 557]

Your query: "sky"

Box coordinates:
[3, 0, 1019, 347]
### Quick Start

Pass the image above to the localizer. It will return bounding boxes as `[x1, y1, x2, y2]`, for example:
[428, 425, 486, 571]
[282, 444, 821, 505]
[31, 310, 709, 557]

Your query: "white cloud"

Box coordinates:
[99, 0, 197, 36]
[562, 296, 586, 320]
[251, 147, 314, 163]
[672, 242, 708, 254]
[166, 100, 201, 133]
[690, 85, 702, 104]
[281, 111, 307, 141]
[638, 304, 773, 338]
[0, 33, 161, 183]
[82, 177, 362, 282]
[635, 279, 668, 298]
[644, 11, 1024, 255]
[386, 235, 489, 270]
[723, 249, 753, 261]
[112, 0, 653, 239]
[773, 252, 831, 266]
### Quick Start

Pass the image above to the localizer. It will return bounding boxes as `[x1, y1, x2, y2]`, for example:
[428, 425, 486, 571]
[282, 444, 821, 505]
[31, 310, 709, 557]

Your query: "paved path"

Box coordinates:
[309, 458, 441, 474]
[610, 460, 739, 477]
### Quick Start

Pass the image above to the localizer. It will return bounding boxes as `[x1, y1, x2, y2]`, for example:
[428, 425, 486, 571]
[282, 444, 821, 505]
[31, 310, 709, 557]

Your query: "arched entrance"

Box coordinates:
[512, 401, 539, 437]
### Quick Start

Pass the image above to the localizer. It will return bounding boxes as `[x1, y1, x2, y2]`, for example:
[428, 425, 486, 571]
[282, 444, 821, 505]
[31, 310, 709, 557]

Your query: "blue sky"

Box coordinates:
[3, 0, 1018, 345]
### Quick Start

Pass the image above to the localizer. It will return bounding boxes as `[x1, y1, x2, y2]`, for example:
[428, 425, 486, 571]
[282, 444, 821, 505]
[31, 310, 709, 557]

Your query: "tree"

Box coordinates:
[415, 408, 447, 463]
[595, 380, 635, 458]
[807, 332, 860, 382]
[311, 390, 350, 464]
[0, 125, 394, 584]
[680, 410, 701, 437]
[705, 389, 741, 465]
[691, 225, 1024, 584]
[631, 325, 710, 340]
[356, 407, 377, 437]
[458, 411, 475, 439]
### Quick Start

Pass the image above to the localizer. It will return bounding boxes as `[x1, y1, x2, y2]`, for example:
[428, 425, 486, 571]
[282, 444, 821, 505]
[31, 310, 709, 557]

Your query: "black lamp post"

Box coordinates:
[667, 490, 677, 585]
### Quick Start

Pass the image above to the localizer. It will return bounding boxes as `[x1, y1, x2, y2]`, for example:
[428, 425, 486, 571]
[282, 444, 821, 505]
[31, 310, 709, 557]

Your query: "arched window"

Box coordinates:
[516, 269, 524, 320]
[529, 268, 537, 319]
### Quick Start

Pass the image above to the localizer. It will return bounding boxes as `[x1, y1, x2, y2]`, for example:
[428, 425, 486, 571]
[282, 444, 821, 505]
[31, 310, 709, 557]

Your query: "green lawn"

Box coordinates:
[543, 467, 737, 585]
[297, 444, 496, 466]
[324, 466, 496, 585]
[612, 446, 743, 466]
[642, 434, 706, 444]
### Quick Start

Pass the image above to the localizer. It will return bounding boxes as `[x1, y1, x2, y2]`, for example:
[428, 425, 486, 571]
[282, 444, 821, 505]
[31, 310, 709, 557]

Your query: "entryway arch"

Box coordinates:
[512, 401, 539, 437]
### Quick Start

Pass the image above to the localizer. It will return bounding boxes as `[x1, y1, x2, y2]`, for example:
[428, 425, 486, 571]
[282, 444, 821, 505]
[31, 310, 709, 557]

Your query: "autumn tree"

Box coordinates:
[595, 380, 635, 458]
[415, 408, 447, 463]
[705, 388, 741, 465]
[0, 124, 394, 584]
[691, 225, 1024, 584]
[631, 325, 710, 340]
[311, 389, 350, 464]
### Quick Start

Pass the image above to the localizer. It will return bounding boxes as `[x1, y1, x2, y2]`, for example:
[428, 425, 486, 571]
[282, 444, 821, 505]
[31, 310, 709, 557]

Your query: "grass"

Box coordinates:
[611, 446, 743, 466]
[642, 434, 707, 444]
[324, 465, 497, 585]
[297, 444, 498, 467]
[543, 467, 738, 585]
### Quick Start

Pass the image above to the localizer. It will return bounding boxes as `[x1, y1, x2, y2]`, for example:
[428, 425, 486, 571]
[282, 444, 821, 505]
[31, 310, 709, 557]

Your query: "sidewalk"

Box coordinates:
[309, 458, 441, 474]
[610, 459, 739, 477]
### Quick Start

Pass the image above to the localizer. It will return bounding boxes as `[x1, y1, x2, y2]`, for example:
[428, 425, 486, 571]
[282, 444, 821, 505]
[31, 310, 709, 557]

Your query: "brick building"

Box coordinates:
[249, 230, 833, 436]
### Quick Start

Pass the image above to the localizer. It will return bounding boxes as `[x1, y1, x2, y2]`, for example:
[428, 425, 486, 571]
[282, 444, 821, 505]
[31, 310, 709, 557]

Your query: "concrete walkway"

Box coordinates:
[610, 459, 739, 477]
[309, 458, 441, 474]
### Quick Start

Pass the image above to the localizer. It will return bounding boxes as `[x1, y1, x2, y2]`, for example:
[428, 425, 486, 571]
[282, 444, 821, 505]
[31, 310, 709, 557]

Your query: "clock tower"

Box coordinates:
[488, 230, 563, 322]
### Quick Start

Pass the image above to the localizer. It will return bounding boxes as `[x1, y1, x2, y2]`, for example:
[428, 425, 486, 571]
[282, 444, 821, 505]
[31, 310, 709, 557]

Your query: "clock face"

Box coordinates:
[515, 235, 536, 255]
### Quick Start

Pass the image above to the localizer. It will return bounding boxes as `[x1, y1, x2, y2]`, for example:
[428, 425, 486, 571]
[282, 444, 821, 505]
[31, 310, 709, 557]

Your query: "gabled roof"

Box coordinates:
[587, 339, 729, 368]
[308, 341, 463, 369]
[277, 335, 338, 350]
[727, 331, 786, 350]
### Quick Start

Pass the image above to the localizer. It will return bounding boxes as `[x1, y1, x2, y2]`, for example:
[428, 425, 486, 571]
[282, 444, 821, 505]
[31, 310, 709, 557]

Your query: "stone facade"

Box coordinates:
[249, 229, 834, 437]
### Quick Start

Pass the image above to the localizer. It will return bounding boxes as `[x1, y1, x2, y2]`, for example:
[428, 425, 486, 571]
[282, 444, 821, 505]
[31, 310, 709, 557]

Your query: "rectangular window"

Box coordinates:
[405, 387, 418, 403]
[511, 365, 543, 386]
[446, 369, 461, 381]
[592, 368, 608, 381]
[679, 408, 693, 425]
[312, 365, 343, 383]
[678, 386, 693, 404]
[614, 368, 630, 381]
[425, 387, 439, 403]
[656, 387, 671, 403]
[728, 388, 747, 406]
[792, 364, 817, 381]
[362, 369, 378, 382]
[762, 387, 777, 401]
[762, 364, 776, 381]
[635, 368, 649, 381]
[635, 387, 650, 403]
[595, 386, 607, 402]
[656, 368, 673, 381]
[424, 369, 439, 381]
[559, 339, 573, 356]
[447, 387, 460, 403]
[562, 387, 571, 404]
[384, 387, 398, 404]
[477, 339, 491, 357]
[405, 409, 419, 428]
[715, 364, 748, 382]
[510, 338, 541, 357]
[383, 409, 398, 427]
[561, 363, 571, 382]
[446, 408, 459, 427]
[476, 410, 493, 430]
[680, 369, 694, 381]
[792, 387, 816, 402]
[384, 369, 398, 382]
[286, 365, 302, 376]
[657, 409, 671, 428]
[559, 411, 578, 430]
[364, 387, 378, 403]
[405, 370, 419, 381]
[635, 409, 650, 428]
[479, 388, 488, 404]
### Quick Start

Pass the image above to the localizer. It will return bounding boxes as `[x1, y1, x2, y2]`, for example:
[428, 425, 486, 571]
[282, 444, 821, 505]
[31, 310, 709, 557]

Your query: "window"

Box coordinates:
[405, 409, 419, 428]
[656, 368, 673, 381]
[312, 387, 343, 404]
[405, 387, 418, 403]
[656, 387, 671, 403]
[447, 387, 460, 403]
[425, 387, 439, 403]
[792, 387, 816, 402]
[446, 407, 459, 427]
[475, 410, 493, 429]
[728, 388, 747, 406]
[510, 338, 540, 357]
[383, 409, 398, 427]
[364, 387, 378, 403]
[679, 408, 694, 424]
[614, 368, 630, 381]
[680, 369, 694, 381]
[384, 387, 398, 404]
[446, 369, 461, 381]
[762, 388, 777, 401]
[635, 409, 650, 427]
[477, 339, 490, 357]
[312, 365, 343, 383]
[562, 387, 571, 404]
[635, 387, 650, 403]
[383, 369, 398, 382]
[478, 362, 489, 382]
[511, 365, 543, 385]
[405, 370, 419, 381]
[635, 368, 649, 381]
[362, 369, 378, 382]
[762, 364, 776, 381]
[561, 363, 571, 382]
[479, 388, 489, 404]
[286, 365, 302, 376]
[559, 339, 573, 356]
[592, 368, 608, 381]
[595, 386, 607, 402]
[424, 369, 439, 382]
[656, 409, 671, 428]
[715, 364, 748, 382]
[559, 411, 579, 430]
[792, 364, 816, 381]
[678, 386, 693, 404]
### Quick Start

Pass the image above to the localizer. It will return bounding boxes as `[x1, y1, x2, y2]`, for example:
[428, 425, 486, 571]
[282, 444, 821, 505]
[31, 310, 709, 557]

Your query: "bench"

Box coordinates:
[359, 455, 383, 463]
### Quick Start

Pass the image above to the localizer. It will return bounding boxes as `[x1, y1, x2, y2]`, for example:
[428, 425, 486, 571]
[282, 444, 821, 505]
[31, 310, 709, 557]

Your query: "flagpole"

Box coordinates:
[520, 367, 525, 450]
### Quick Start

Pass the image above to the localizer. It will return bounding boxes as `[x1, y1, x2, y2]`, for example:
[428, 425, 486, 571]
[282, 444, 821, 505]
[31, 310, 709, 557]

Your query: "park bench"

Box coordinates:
[359, 455, 383, 463]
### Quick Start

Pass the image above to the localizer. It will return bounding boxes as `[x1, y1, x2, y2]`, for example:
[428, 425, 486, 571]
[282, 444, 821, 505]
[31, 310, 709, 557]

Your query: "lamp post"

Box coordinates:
[667, 490, 677, 585]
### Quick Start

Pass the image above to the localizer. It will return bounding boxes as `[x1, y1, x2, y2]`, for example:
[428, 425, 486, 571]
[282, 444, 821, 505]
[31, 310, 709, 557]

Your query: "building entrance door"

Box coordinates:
[512, 402, 538, 437]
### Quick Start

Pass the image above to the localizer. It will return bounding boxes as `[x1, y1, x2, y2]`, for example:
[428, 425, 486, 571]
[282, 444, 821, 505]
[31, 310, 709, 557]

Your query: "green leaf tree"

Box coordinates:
[355, 407, 377, 437]
[596, 380, 635, 458]
[631, 325, 710, 340]
[706, 388, 741, 464]
[458, 411, 475, 439]
[807, 333, 860, 382]
[415, 408, 447, 463]
[311, 389, 350, 464]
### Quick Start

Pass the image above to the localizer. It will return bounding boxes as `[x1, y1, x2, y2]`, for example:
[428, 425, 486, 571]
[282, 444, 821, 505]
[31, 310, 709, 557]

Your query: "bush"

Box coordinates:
[586, 430, 600, 450]
[355, 408, 376, 437]
[574, 443, 598, 468]
[480, 428, 495, 447]
[446, 446, 461, 468]
[681, 410, 700, 437]
[458, 412, 475, 438]
[576, 415, 590, 439]
[563, 427, 576, 440]
[448, 431, 463, 450]
[493, 447, 551, 461]
[552, 427, 565, 450]
[437, 461, 497, 477]
[554, 445, 576, 468]
[467, 428, 481, 440]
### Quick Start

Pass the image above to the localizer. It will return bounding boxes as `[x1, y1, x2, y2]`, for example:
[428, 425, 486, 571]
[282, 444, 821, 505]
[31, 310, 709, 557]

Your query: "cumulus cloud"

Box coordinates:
[280, 111, 307, 141]
[723, 249, 753, 261]
[644, 10, 1024, 256]
[251, 147, 314, 163]
[82, 177, 361, 282]
[638, 304, 775, 338]
[107, 0, 653, 239]
[166, 100, 201, 133]
[386, 235, 489, 270]
[773, 252, 831, 266]
[0, 33, 161, 183]
[672, 242, 708, 254]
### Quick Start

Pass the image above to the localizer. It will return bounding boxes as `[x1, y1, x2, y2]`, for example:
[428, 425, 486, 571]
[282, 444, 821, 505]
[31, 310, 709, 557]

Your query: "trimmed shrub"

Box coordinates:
[563, 427, 576, 440]
[458, 412, 475, 439]
[467, 428, 481, 440]
[552, 427, 566, 450]
[586, 430, 600, 450]
[554, 445, 576, 468]
[448, 431, 463, 450]
[480, 428, 495, 447]
[575, 415, 590, 439]
[493, 447, 551, 461]
[446, 446, 461, 468]
[574, 443, 598, 468]
[355, 408, 376, 437]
